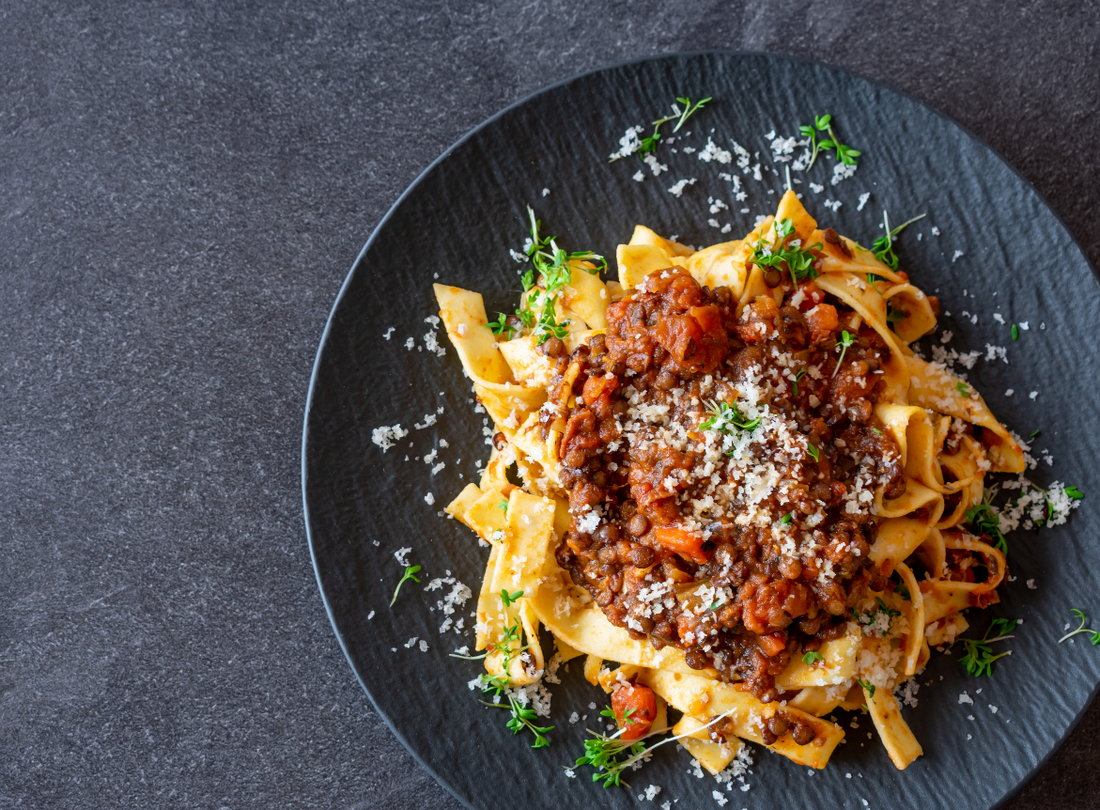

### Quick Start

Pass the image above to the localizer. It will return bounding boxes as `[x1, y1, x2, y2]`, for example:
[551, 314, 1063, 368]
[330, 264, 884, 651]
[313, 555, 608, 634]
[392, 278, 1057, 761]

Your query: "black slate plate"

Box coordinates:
[303, 52, 1100, 810]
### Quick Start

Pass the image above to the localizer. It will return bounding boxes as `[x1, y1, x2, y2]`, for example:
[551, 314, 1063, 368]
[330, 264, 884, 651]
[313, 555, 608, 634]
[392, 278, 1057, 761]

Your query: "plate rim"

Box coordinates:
[301, 48, 1100, 810]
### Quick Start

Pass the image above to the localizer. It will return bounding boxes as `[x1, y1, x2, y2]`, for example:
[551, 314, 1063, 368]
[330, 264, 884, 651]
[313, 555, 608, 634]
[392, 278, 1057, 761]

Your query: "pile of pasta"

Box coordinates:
[434, 191, 1023, 773]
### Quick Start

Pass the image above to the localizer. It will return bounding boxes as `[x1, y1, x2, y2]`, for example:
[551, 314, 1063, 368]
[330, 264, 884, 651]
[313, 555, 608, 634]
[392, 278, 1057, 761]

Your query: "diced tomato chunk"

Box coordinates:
[652, 525, 707, 564]
[805, 303, 839, 346]
[611, 683, 657, 740]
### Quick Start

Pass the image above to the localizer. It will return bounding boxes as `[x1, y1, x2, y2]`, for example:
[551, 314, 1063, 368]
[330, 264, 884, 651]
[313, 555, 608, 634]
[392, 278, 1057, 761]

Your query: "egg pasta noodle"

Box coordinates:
[433, 192, 1021, 775]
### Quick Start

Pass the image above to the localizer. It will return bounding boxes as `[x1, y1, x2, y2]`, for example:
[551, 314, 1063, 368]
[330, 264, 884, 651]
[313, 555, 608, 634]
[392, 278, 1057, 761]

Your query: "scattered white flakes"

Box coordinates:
[985, 344, 1008, 364]
[989, 705, 999, 714]
[394, 547, 413, 567]
[952, 250, 965, 263]
[564, 769, 575, 779]
[367, 610, 375, 620]
[609, 125, 644, 160]
[403, 637, 418, 649]
[1029, 391, 1039, 400]
[708, 196, 729, 214]
[419, 640, 428, 652]
[831, 162, 857, 184]
[414, 413, 438, 429]
[643, 785, 662, 801]
[541, 187, 550, 197]
[1005, 389, 1014, 396]
[424, 492, 435, 506]
[697, 137, 732, 164]
[382, 327, 395, 340]
[404, 337, 415, 351]
[668, 178, 697, 197]
[371, 424, 408, 452]
[633, 170, 645, 182]
[766, 130, 802, 163]
[712, 790, 728, 806]
[967, 715, 975, 721]
[967, 734, 973, 740]
[643, 153, 669, 176]
[958, 692, 974, 705]
[822, 199, 842, 212]
[1020, 321, 1030, 331]
[1027, 579, 1037, 589]
[993, 313, 1005, 324]
[569, 712, 579, 724]
[857, 192, 870, 211]
[931, 226, 941, 236]
[808, 182, 825, 194]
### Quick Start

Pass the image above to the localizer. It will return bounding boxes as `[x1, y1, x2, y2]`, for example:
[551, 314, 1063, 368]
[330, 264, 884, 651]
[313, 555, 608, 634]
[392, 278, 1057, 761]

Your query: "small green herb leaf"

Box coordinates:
[390, 564, 422, 607]
[1059, 609, 1100, 645]
[802, 651, 824, 665]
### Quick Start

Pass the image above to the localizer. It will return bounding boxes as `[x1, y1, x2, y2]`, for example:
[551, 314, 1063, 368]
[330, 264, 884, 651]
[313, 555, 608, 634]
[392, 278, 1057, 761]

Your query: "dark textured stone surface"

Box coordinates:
[1, 2, 1096, 809]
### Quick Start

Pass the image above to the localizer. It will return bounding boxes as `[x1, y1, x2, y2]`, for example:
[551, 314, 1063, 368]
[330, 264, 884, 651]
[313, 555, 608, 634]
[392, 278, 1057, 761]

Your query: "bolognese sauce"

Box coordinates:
[552, 267, 906, 704]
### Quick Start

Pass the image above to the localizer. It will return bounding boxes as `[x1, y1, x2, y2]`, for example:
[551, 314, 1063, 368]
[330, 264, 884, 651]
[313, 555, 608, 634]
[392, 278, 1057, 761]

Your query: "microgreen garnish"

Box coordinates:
[1011, 324, 1019, 341]
[749, 218, 822, 289]
[701, 400, 761, 434]
[574, 706, 734, 788]
[958, 618, 1017, 677]
[497, 498, 509, 512]
[799, 113, 861, 170]
[499, 588, 524, 608]
[390, 564, 422, 606]
[875, 596, 901, 618]
[1028, 429, 1041, 440]
[1059, 609, 1100, 645]
[802, 651, 824, 665]
[871, 427, 883, 435]
[857, 679, 876, 699]
[488, 312, 518, 337]
[478, 673, 554, 748]
[791, 368, 807, 398]
[886, 302, 906, 324]
[780, 513, 794, 526]
[965, 492, 1008, 556]
[612, 96, 712, 162]
[872, 210, 926, 271]
[806, 443, 820, 463]
[956, 381, 971, 398]
[502, 207, 606, 345]
[832, 330, 854, 378]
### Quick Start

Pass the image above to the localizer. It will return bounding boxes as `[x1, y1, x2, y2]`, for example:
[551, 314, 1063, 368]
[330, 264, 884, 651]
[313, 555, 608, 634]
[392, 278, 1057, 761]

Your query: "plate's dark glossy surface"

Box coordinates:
[303, 52, 1100, 810]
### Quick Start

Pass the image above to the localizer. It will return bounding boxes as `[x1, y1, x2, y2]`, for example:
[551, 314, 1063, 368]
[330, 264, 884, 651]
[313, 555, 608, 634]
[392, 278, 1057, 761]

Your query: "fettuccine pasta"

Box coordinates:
[435, 192, 1020, 776]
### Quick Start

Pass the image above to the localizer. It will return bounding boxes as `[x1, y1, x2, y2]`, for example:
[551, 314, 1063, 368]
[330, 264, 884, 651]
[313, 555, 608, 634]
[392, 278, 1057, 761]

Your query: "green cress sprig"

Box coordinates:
[856, 678, 876, 699]
[479, 673, 554, 748]
[872, 210, 926, 271]
[452, 590, 552, 747]
[832, 330, 854, 378]
[390, 564, 421, 606]
[957, 618, 1017, 677]
[749, 218, 822, 289]
[574, 706, 736, 788]
[489, 207, 606, 345]
[1059, 610, 1100, 645]
[799, 114, 861, 170]
[965, 489, 1009, 556]
[700, 400, 761, 434]
[610, 95, 712, 162]
[802, 651, 824, 665]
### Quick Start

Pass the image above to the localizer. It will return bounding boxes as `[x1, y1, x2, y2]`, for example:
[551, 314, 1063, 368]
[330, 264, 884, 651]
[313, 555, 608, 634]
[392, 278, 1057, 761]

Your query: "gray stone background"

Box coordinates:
[2, 1, 1097, 808]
